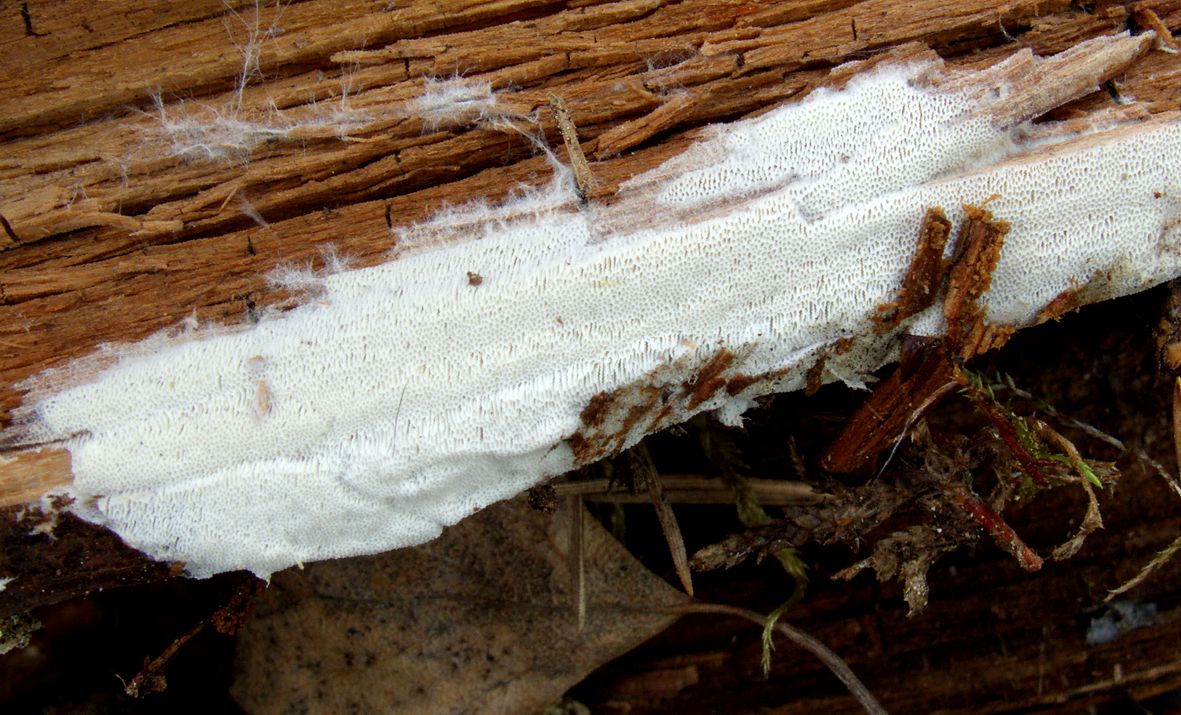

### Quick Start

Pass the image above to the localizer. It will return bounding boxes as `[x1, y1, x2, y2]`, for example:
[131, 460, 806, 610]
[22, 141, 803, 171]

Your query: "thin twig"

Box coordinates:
[551, 475, 827, 505]
[942, 478, 1043, 571]
[663, 602, 888, 715]
[1107, 530, 1181, 602]
[1173, 376, 1181, 499]
[630, 444, 694, 597]
[998, 374, 1124, 450]
[1106, 377, 1181, 599]
[547, 93, 594, 203]
[567, 494, 586, 631]
[124, 577, 265, 697]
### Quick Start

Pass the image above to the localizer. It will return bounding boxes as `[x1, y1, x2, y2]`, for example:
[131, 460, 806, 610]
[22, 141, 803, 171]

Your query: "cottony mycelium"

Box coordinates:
[6, 32, 1181, 578]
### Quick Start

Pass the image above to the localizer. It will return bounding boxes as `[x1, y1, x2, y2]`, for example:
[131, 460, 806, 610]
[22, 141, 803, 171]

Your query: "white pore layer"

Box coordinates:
[13, 57, 1181, 578]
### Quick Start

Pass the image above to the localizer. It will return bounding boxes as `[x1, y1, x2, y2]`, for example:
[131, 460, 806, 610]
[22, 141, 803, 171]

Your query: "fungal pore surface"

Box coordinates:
[6, 33, 1181, 578]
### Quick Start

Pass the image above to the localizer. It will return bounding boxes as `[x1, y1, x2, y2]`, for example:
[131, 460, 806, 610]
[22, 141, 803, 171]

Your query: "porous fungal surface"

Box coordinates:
[8, 34, 1181, 578]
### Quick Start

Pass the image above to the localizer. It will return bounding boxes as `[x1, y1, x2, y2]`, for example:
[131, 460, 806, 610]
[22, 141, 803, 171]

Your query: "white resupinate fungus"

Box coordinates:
[7, 33, 1181, 578]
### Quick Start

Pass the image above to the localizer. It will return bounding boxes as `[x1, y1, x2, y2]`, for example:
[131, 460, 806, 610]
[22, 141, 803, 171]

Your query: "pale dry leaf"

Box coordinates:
[232, 497, 686, 715]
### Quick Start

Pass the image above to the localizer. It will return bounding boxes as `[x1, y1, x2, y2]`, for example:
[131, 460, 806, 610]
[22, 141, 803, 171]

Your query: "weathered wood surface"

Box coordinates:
[2, 0, 1181, 711]
[4, 0, 1181, 420]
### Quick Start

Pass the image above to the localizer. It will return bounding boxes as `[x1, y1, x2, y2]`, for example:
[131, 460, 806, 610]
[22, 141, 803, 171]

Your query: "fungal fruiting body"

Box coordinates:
[7, 34, 1181, 578]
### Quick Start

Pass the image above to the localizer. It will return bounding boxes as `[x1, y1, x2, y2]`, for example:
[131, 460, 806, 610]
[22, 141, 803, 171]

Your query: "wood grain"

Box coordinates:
[3, 0, 1180, 430]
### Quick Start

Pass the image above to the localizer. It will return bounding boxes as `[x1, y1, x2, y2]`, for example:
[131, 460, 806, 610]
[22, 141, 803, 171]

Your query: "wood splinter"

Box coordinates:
[943, 202, 1011, 359]
[823, 202, 1012, 473]
[873, 206, 952, 331]
[547, 94, 595, 204]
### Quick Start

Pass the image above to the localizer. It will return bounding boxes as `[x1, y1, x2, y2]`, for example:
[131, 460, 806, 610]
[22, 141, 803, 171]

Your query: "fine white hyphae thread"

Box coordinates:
[411, 76, 504, 131]
[10, 43, 1181, 578]
[143, 2, 385, 162]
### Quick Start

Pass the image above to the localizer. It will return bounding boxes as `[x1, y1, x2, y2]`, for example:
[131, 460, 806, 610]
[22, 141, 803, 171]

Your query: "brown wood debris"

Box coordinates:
[1037, 282, 1090, 323]
[1155, 279, 1181, 475]
[1136, 6, 1181, 52]
[873, 206, 952, 332]
[804, 336, 855, 396]
[823, 201, 1014, 474]
[548, 93, 595, 202]
[820, 339, 959, 474]
[0, 447, 71, 508]
[1155, 278, 1181, 376]
[1, 1, 1176, 429]
[958, 30, 1155, 129]
[943, 202, 1011, 359]
[0, 497, 172, 619]
[568, 349, 739, 464]
[684, 349, 736, 410]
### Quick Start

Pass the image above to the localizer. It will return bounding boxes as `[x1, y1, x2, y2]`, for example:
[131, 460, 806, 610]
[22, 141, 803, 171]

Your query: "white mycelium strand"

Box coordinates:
[9, 35, 1181, 578]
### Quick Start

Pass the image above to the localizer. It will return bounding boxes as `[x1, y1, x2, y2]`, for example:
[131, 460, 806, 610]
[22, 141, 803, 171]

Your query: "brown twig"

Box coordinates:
[123, 577, 265, 698]
[995, 374, 1124, 450]
[957, 372, 1050, 488]
[566, 494, 586, 631]
[942, 479, 1043, 571]
[547, 93, 594, 204]
[628, 444, 694, 597]
[663, 602, 888, 715]
[551, 474, 827, 505]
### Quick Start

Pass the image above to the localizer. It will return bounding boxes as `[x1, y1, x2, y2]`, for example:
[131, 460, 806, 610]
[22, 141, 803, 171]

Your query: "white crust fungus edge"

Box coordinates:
[10, 36, 1181, 578]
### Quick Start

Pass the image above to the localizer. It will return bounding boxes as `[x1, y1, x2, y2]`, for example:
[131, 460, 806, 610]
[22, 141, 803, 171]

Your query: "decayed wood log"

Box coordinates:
[5, 0, 1181, 421]
[3, 0, 1181, 710]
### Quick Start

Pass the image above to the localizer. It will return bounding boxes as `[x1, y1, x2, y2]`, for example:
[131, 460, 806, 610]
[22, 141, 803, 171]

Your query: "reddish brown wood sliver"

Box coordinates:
[874, 206, 952, 331]
[944, 203, 1010, 359]
[820, 342, 958, 474]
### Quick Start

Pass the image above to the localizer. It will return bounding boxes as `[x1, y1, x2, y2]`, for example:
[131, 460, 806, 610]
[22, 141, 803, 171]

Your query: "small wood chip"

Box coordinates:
[874, 206, 952, 331]
[548, 93, 595, 204]
[944, 202, 1010, 359]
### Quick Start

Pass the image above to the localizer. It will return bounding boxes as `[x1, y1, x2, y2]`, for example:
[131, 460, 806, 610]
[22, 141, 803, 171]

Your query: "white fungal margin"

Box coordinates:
[388, 157, 582, 256]
[265, 246, 359, 307]
[143, 77, 378, 163]
[9, 35, 1181, 579]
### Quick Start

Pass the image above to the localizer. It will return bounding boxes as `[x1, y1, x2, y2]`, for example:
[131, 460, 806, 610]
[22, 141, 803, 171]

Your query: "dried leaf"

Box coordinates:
[233, 497, 685, 715]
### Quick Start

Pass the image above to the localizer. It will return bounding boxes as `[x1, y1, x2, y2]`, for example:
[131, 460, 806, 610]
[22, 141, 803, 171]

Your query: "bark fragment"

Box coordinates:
[820, 341, 958, 474]
[873, 206, 952, 332]
[943, 203, 1010, 359]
